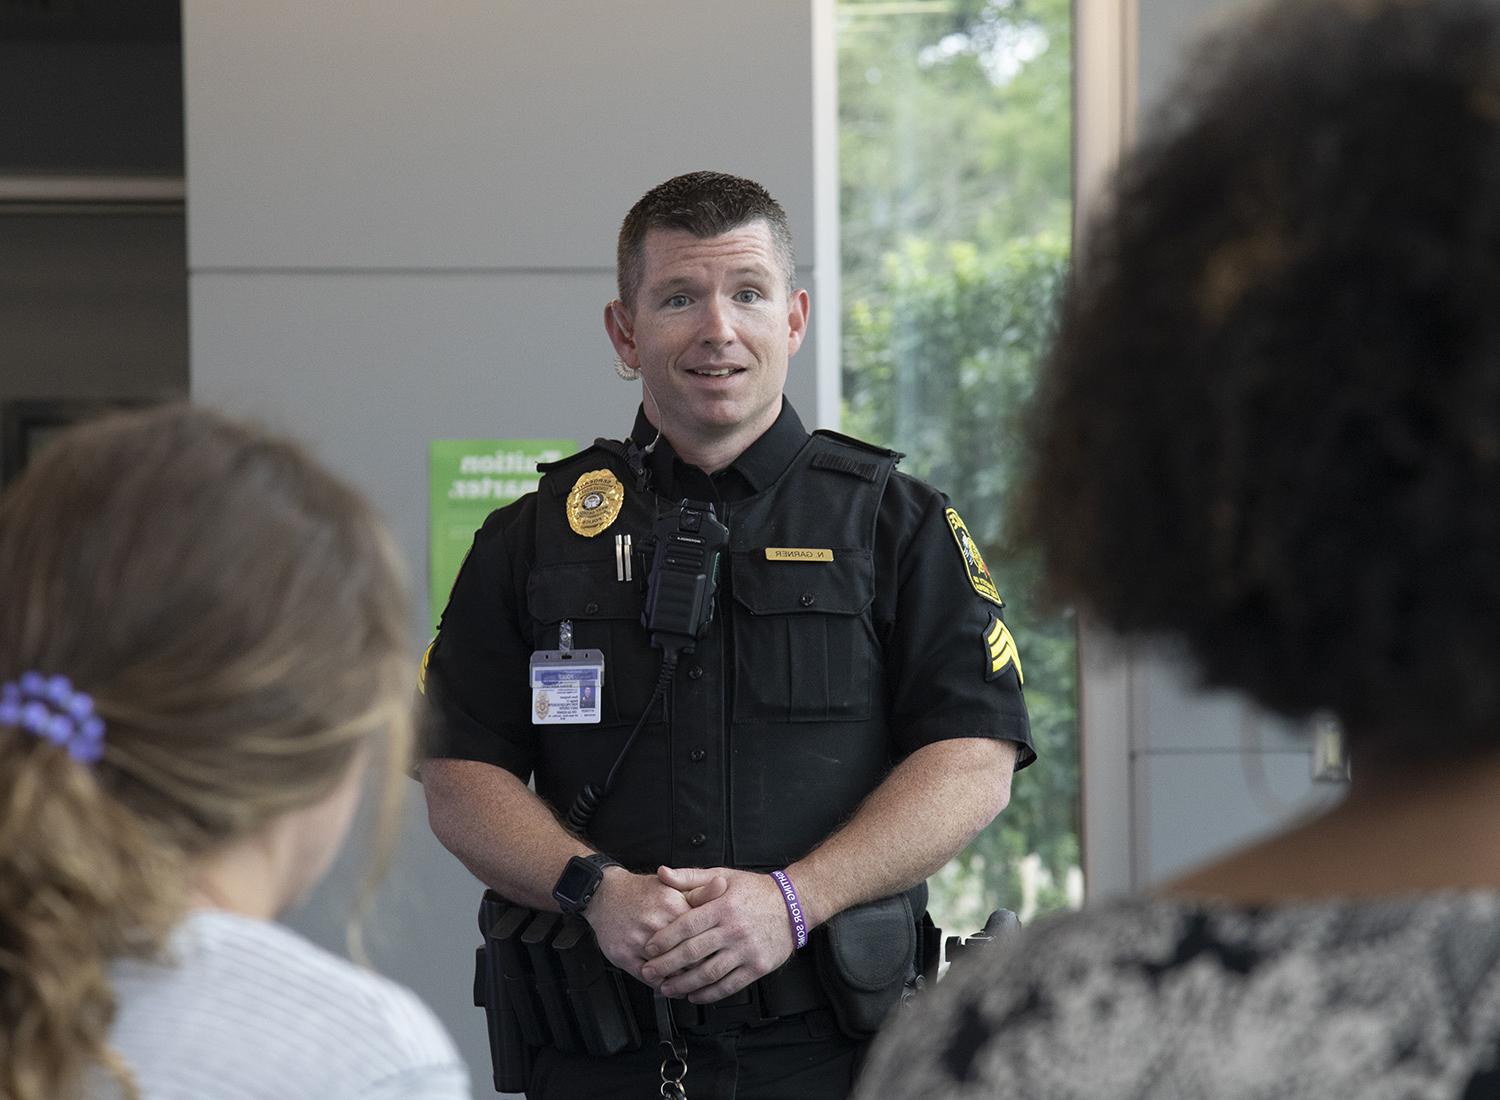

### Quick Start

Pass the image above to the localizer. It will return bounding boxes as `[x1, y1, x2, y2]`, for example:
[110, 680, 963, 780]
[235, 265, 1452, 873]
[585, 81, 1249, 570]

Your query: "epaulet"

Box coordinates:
[810, 428, 904, 461]
[535, 438, 635, 498]
[807, 430, 902, 483]
[536, 437, 629, 474]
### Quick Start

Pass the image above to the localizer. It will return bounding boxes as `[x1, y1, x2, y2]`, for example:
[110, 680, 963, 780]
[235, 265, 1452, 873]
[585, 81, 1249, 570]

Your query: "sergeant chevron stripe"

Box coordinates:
[984, 613, 1023, 684]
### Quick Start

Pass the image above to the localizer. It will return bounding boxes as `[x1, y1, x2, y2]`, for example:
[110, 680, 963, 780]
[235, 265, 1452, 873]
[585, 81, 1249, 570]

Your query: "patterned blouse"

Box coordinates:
[855, 894, 1500, 1099]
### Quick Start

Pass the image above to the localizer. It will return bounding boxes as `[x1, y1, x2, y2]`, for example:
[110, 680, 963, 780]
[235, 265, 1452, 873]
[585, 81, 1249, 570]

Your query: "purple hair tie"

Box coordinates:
[0, 672, 105, 764]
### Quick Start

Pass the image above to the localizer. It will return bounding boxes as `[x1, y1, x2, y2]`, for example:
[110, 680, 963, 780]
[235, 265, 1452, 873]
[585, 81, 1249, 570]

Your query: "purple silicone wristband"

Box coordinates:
[769, 869, 809, 950]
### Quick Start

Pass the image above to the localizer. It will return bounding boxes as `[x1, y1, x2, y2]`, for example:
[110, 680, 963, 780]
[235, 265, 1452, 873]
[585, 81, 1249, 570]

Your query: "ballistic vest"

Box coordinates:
[528, 430, 899, 870]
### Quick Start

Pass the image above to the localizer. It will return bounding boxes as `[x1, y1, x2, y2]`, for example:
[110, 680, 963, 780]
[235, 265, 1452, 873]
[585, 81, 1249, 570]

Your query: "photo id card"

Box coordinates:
[529, 648, 604, 725]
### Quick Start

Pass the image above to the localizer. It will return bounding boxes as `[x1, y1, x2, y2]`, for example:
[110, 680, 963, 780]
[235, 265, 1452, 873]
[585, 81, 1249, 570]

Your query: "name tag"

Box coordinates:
[529, 649, 604, 725]
[764, 548, 833, 562]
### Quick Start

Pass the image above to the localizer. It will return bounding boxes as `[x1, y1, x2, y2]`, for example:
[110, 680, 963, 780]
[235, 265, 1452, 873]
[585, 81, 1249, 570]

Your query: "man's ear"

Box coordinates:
[785, 288, 810, 358]
[605, 300, 638, 368]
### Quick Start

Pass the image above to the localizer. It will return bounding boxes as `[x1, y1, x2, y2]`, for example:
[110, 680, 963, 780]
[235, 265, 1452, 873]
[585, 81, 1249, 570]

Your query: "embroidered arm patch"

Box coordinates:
[945, 507, 1003, 607]
[418, 638, 436, 693]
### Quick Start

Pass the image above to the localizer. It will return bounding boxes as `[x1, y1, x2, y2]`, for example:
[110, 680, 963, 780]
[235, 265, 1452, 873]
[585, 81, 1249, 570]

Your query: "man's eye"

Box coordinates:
[735, 290, 762, 304]
[666, 294, 690, 308]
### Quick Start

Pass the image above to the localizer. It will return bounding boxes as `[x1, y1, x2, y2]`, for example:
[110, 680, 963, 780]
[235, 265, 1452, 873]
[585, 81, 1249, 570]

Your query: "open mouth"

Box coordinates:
[687, 366, 745, 379]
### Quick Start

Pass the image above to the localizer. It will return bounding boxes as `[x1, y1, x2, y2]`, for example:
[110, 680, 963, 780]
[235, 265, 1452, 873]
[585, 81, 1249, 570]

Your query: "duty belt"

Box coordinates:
[624, 950, 828, 1035]
[474, 891, 833, 1092]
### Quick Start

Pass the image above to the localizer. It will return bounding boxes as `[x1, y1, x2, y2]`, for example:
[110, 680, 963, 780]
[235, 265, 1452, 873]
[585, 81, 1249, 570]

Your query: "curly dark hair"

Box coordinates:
[616, 170, 795, 308]
[1025, 0, 1500, 763]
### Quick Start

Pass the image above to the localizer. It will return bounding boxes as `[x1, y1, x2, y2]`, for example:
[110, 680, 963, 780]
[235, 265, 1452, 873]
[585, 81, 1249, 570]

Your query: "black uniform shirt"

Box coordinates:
[425, 400, 1034, 822]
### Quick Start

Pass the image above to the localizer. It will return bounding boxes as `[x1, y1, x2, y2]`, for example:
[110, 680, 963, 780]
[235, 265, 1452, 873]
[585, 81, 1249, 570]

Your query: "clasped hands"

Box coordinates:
[585, 865, 797, 1005]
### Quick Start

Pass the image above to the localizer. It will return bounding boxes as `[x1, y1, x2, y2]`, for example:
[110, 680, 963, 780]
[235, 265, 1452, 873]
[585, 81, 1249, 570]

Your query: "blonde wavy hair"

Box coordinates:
[0, 405, 415, 1100]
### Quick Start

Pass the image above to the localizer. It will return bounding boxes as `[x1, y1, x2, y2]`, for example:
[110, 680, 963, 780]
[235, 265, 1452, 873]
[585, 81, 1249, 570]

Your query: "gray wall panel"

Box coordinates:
[1134, 752, 1341, 884]
[1129, 654, 1311, 754]
[1137, 0, 1248, 114]
[184, 0, 820, 271]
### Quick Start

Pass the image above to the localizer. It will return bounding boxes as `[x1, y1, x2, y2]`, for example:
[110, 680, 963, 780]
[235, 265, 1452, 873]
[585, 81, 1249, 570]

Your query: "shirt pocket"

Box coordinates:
[527, 561, 654, 725]
[730, 548, 876, 723]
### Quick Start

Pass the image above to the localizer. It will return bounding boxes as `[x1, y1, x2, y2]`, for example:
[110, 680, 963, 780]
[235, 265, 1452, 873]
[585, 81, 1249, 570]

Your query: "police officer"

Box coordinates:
[421, 171, 1034, 1099]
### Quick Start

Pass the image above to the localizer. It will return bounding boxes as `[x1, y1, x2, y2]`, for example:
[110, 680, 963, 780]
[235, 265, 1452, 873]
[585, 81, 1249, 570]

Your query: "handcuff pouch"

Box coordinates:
[812, 891, 916, 1038]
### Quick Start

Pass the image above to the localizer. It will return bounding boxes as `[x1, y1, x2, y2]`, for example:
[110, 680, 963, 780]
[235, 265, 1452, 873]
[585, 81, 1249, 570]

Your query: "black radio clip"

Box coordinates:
[641, 498, 729, 655]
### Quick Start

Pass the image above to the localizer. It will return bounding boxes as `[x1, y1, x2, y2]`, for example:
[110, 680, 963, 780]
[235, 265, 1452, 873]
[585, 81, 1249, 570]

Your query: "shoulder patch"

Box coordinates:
[418, 638, 436, 694]
[945, 508, 1003, 607]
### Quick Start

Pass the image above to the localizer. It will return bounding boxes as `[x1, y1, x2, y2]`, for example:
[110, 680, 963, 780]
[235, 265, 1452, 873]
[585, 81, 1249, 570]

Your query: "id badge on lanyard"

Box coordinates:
[530, 619, 604, 725]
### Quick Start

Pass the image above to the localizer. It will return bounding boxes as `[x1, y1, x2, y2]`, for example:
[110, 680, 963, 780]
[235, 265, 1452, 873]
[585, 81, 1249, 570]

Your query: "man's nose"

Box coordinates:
[699, 298, 736, 346]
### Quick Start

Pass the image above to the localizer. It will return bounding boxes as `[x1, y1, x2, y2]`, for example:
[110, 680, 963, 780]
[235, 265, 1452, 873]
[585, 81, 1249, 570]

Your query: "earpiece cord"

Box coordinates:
[639, 377, 664, 455]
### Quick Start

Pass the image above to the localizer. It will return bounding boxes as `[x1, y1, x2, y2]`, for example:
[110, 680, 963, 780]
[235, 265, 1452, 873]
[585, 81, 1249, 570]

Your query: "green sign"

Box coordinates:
[428, 438, 574, 623]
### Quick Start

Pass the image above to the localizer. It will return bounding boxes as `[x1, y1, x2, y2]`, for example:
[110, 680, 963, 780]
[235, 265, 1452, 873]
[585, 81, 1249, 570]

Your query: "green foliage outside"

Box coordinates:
[837, 0, 1079, 935]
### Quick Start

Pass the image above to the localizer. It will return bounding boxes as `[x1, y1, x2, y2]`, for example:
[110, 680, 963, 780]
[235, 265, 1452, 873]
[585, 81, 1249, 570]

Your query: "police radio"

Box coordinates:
[642, 499, 729, 654]
[565, 499, 728, 836]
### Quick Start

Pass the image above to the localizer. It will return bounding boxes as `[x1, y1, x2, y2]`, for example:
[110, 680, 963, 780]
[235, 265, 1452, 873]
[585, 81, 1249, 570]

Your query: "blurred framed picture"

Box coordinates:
[1, 398, 163, 488]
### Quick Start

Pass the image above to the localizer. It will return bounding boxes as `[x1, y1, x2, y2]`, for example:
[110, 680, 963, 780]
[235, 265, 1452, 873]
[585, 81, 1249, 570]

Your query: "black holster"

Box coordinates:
[812, 885, 924, 1039]
[474, 891, 641, 1093]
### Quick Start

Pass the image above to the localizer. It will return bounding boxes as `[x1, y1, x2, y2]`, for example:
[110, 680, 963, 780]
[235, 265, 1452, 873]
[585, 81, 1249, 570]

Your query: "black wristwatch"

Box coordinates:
[552, 853, 621, 915]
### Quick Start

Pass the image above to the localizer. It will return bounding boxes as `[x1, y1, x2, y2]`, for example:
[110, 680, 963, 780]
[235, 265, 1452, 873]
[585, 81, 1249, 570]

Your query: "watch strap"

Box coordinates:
[554, 852, 621, 914]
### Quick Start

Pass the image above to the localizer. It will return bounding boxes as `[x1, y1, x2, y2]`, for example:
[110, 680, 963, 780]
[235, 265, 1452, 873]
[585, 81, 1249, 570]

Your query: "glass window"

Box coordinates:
[838, 0, 1081, 937]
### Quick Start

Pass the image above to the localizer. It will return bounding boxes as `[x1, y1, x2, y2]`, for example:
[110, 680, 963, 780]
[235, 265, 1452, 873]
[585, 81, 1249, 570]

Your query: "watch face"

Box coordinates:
[554, 858, 601, 911]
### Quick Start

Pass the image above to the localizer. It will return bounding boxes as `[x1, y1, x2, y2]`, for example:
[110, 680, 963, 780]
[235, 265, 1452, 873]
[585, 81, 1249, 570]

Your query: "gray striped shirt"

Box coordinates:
[100, 909, 471, 1100]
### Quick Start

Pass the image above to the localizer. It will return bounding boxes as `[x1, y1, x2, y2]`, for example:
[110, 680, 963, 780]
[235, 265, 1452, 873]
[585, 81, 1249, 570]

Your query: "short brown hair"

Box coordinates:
[0, 405, 414, 1100]
[616, 171, 796, 308]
